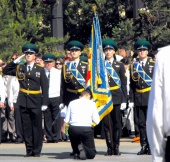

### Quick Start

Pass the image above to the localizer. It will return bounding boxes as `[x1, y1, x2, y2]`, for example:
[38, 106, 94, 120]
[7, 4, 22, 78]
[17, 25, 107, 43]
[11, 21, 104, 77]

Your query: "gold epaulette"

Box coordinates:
[81, 61, 88, 64]
[149, 59, 155, 63]
[36, 64, 43, 67]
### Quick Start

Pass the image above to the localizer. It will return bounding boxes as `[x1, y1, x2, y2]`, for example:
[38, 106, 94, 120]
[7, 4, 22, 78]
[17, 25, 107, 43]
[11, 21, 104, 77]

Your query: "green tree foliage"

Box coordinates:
[64, 0, 121, 45]
[64, 0, 170, 51]
[134, 0, 170, 50]
[0, 0, 67, 60]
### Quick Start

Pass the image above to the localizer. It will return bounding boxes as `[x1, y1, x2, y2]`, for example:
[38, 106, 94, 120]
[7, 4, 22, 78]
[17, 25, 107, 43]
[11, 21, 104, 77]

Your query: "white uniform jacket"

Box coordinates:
[147, 45, 170, 162]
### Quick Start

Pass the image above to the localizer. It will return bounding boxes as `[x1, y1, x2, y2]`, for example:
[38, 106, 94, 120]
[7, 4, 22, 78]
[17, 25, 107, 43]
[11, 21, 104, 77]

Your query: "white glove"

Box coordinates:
[41, 105, 48, 111]
[120, 103, 127, 110]
[129, 102, 134, 108]
[59, 103, 64, 109]
[13, 54, 25, 64]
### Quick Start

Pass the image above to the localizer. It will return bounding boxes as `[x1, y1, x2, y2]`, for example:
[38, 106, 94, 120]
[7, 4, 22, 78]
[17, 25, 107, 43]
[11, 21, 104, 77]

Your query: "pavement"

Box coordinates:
[0, 138, 152, 162]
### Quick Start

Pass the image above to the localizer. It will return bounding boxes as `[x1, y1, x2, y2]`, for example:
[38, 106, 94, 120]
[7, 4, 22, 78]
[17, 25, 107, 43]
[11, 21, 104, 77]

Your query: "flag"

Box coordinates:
[87, 13, 113, 124]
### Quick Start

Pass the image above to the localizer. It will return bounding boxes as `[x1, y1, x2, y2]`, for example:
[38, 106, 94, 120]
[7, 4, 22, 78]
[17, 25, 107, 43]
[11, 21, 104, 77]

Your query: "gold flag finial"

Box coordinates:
[92, 4, 97, 14]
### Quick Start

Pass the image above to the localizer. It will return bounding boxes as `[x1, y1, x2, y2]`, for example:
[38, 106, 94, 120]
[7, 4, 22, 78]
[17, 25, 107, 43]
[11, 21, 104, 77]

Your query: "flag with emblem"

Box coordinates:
[86, 13, 113, 124]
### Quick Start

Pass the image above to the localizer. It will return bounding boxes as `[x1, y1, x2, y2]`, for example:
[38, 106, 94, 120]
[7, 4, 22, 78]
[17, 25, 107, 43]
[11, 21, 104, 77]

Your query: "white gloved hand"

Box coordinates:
[59, 103, 64, 109]
[120, 103, 127, 110]
[129, 102, 134, 108]
[13, 54, 25, 64]
[41, 105, 48, 111]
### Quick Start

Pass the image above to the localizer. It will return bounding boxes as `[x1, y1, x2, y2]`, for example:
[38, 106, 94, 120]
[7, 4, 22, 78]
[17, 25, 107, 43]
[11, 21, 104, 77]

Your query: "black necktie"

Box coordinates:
[142, 62, 144, 68]
[74, 62, 77, 68]
[28, 65, 31, 72]
[48, 70, 50, 81]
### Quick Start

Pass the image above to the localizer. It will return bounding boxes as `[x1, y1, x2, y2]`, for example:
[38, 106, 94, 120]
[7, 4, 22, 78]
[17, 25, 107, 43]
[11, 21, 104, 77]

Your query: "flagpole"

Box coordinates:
[91, 5, 114, 154]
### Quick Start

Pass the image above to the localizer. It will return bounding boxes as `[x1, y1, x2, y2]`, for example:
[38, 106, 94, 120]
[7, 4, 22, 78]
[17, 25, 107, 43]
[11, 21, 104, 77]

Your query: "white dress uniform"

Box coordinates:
[65, 97, 100, 159]
[147, 45, 170, 162]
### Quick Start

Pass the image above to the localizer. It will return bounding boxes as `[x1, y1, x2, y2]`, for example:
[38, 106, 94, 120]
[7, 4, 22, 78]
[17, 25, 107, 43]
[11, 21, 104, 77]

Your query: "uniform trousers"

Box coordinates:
[44, 97, 61, 141]
[136, 106, 148, 146]
[14, 102, 23, 142]
[103, 104, 122, 146]
[20, 106, 42, 155]
[134, 106, 140, 136]
[69, 125, 96, 159]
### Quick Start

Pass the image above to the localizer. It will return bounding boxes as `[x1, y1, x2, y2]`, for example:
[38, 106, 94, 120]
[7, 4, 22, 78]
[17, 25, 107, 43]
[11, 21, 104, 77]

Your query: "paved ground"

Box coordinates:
[0, 138, 152, 162]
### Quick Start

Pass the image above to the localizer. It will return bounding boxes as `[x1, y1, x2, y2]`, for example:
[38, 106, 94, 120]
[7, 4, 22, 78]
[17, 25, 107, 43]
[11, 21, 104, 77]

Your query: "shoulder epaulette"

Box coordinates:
[149, 59, 155, 63]
[81, 61, 88, 64]
[36, 64, 43, 67]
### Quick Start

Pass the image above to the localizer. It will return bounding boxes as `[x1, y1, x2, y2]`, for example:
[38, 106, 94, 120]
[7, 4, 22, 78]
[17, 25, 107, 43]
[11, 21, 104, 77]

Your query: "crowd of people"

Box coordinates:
[0, 38, 165, 161]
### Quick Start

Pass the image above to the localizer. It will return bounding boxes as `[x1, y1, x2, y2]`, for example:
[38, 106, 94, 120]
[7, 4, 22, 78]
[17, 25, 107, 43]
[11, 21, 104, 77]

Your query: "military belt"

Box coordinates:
[110, 86, 119, 91]
[136, 87, 151, 93]
[67, 88, 84, 93]
[20, 88, 41, 95]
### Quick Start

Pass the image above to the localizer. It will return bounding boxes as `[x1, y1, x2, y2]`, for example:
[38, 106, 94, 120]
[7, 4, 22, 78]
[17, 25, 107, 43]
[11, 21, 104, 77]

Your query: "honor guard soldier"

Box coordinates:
[130, 40, 155, 155]
[103, 39, 127, 156]
[3, 43, 48, 157]
[62, 40, 88, 106]
[61, 40, 88, 156]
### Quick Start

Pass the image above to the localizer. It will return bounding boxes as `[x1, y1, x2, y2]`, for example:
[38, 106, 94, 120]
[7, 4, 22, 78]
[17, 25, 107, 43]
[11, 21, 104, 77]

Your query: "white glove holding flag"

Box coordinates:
[59, 103, 64, 109]
[13, 54, 25, 64]
[120, 103, 127, 110]
[41, 105, 48, 111]
[129, 102, 134, 109]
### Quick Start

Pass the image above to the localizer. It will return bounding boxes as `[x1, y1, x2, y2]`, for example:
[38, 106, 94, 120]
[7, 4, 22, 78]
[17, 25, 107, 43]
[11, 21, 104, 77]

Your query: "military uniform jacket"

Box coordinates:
[130, 58, 155, 106]
[3, 62, 49, 108]
[61, 61, 88, 105]
[107, 60, 127, 105]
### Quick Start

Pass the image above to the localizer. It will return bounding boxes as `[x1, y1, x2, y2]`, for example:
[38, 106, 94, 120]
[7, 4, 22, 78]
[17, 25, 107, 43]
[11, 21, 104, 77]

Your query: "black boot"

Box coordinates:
[104, 131, 113, 156]
[114, 145, 121, 155]
[146, 145, 151, 155]
[137, 145, 148, 155]
[113, 130, 121, 155]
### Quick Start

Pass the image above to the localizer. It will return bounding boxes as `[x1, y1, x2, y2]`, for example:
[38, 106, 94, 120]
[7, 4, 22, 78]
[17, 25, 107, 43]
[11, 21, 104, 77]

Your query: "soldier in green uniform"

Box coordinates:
[130, 40, 155, 155]
[3, 43, 48, 157]
[62, 40, 88, 106]
[61, 40, 88, 157]
[102, 39, 127, 156]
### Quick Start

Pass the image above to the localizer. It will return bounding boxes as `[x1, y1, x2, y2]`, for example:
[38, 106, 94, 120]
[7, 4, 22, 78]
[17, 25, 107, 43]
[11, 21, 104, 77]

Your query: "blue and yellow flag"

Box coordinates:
[86, 14, 113, 123]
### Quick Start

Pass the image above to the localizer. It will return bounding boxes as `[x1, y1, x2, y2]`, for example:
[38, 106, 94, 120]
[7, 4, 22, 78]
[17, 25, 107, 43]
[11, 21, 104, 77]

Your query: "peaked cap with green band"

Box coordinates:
[102, 39, 118, 51]
[134, 40, 152, 50]
[80, 55, 88, 62]
[81, 52, 88, 58]
[42, 53, 56, 62]
[56, 54, 65, 59]
[22, 43, 39, 53]
[67, 40, 84, 51]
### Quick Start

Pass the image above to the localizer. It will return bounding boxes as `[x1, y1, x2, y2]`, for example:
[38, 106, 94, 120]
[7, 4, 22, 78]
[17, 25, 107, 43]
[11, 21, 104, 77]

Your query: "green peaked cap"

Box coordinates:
[22, 43, 39, 53]
[42, 53, 56, 62]
[56, 54, 65, 59]
[67, 40, 84, 51]
[134, 40, 152, 50]
[102, 39, 118, 51]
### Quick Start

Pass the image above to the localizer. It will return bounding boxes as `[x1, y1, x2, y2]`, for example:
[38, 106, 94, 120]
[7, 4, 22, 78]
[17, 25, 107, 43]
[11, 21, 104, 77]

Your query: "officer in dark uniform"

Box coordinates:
[130, 40, 154, 155]
[3, 43, 48, 157]
[62, 40, 88, 106]
[102, 39, 127, 156]
[61, 40, 88, 156]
